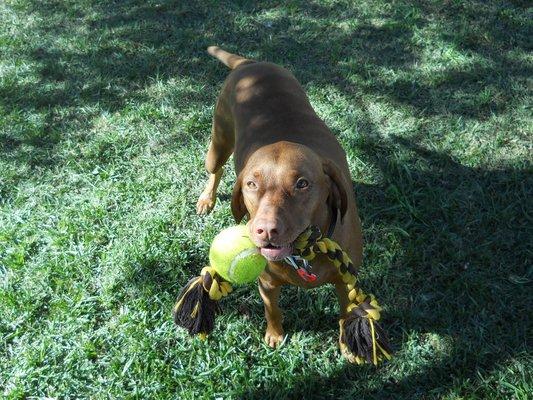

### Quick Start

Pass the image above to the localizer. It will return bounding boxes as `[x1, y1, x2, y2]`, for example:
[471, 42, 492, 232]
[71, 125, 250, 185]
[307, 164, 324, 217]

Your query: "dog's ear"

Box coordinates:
[231, 172, 247, 223]
[323, 159, 348, 223]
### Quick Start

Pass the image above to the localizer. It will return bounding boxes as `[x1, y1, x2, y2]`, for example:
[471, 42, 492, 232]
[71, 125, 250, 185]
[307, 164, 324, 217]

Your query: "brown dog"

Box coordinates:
[197, 47, 363, 359]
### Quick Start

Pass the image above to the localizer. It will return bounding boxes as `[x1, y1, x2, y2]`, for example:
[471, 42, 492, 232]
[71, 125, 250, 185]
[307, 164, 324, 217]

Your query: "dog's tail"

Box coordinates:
[207, 46, 254, 69]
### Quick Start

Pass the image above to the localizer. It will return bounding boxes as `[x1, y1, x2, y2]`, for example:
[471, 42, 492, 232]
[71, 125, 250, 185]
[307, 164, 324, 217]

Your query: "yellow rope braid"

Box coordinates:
[293, 226, 392, 365]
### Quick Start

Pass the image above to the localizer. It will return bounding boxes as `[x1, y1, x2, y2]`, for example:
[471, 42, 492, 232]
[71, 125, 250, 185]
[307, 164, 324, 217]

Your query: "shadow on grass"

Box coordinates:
[4, 0, 529, 167]
[184, 138, 530, 398]
[3, 0, 530, 398]
[245, 134, 531, 398]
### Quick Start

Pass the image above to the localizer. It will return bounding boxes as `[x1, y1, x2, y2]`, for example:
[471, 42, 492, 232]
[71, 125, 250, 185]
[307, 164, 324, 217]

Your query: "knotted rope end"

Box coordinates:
[173, 267, 232, 336]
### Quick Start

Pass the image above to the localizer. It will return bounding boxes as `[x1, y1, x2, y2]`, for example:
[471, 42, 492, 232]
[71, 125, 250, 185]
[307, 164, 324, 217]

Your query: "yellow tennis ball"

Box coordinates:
[209, 225, 267, 284]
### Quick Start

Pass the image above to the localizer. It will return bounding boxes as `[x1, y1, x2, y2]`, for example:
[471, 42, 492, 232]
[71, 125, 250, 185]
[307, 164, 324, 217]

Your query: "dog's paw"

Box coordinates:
[264, 329, 285, 348]
[196, 194, 215, 215]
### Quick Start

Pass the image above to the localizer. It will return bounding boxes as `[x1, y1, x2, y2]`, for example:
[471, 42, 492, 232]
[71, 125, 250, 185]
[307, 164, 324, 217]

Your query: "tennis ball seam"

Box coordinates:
[228, 247, 260, 280]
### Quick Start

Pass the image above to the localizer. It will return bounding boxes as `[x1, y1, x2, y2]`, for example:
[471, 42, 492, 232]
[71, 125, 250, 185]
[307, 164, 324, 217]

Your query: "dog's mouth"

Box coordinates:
[259, 243, 293, 261]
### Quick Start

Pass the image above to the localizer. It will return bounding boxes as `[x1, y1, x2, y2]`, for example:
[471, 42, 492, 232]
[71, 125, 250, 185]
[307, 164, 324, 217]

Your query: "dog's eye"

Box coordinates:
[246, 181, 257, 189]
[295, 178, 309, 189]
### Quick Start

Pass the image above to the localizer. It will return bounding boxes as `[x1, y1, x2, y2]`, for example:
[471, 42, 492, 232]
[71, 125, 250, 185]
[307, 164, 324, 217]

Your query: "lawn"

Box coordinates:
[0, 0, 531, 398]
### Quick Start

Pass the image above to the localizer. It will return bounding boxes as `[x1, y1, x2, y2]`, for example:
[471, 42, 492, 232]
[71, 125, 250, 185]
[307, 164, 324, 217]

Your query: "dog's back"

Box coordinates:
[209, 47, 346, 174]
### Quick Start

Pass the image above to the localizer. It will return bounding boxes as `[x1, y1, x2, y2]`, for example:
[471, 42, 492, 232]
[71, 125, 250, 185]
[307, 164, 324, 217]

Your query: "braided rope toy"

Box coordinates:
[173, 225, 392, 365]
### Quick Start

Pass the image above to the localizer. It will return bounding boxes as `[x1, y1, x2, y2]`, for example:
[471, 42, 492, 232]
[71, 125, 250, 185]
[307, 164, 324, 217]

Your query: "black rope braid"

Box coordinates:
[173, 226, 392, 365]
[293, 226, 392, 365]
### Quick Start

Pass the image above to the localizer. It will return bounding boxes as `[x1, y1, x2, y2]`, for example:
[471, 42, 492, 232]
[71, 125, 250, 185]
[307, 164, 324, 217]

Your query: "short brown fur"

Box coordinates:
[197, 47, 363, 357]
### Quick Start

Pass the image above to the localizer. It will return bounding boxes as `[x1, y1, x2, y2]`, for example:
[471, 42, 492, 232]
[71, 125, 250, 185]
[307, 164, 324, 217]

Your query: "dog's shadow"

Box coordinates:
[235, 134, 530, 399]
[209, 129, 530, 399]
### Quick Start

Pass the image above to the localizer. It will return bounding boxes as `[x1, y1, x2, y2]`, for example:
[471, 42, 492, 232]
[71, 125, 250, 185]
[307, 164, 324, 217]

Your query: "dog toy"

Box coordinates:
[173, 225, 392, 365]
[209, 225, 267, 285]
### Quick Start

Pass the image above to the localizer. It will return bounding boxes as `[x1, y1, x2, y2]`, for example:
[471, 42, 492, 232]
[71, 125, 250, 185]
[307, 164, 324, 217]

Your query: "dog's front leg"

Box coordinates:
[196, 168, 223, 215]
[258, 278, 285, 348]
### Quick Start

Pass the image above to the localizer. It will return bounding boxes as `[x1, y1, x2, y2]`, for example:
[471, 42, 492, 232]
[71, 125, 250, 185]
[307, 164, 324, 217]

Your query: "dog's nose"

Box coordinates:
[255, 219, 284, 242]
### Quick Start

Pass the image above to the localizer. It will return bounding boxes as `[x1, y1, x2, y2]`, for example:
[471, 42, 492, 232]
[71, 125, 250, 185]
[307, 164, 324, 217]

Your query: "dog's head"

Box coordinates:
[231, 141, 347, 260]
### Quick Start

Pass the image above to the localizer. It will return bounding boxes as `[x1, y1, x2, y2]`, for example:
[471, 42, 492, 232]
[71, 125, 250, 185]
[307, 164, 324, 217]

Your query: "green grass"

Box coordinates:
[1, 0, 531, 398]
